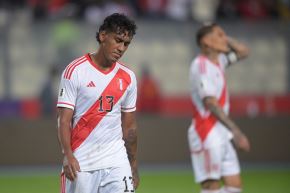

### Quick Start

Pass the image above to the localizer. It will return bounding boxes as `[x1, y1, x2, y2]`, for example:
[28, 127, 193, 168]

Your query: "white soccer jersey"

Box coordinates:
[57, 53, 137, 171]
[188, 54, 233, 151]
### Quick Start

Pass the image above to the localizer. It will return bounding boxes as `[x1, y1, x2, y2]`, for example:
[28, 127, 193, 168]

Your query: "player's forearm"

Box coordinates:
[124, 127, 138, 170]
[121, 112, 138, 170]
[58, 122, 74, 156]
[204, 97, 242, 135]
[227, 37, 249, 59]
[57, 108, 74, 157]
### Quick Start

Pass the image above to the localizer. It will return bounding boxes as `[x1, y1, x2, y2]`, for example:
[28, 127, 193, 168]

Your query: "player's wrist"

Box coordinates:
[63, 150, 74, 158]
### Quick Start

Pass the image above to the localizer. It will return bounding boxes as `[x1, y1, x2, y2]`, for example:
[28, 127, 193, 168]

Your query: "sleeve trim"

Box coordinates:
[57, 102, 75, 110]
[121, 106, 136, 112]
[199, 90, 217, 100]
[57, 102, 75, 107]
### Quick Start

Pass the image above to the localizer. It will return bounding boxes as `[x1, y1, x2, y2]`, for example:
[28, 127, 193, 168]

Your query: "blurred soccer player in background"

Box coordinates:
[56, 13, 139, 193]
[188, 23, 250, 193]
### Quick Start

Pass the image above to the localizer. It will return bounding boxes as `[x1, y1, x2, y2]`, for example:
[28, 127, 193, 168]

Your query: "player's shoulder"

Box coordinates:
[193, 55, 209, 64]
[116, 61, 137, 85]
[117, 61, 136, 76]
[190, 55, 210, 74]
[63, 54, 89, 80]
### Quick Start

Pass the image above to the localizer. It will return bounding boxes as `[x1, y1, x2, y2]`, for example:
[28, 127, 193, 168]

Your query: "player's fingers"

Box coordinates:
[133, 175, 140, 189]
[134, 180, 139, 189]
[240, 143, 248, 152]
[240, 138, 250, 152]
[68, 164, 78, 181]
[75, 162, 81, 172]
[244, 137, 250, 151]
[245, 140, 251, 152]
[64, 166, 74, 181]
[70, 165, 78, 180]
[133, 180, 137, 189]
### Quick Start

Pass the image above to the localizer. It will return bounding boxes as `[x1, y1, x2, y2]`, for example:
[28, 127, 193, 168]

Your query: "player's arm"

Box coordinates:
[203, 96, 250, 152]
[57, 107, 80, 181]
[227, 36, 249, 60]
[122, 111, 139, 189]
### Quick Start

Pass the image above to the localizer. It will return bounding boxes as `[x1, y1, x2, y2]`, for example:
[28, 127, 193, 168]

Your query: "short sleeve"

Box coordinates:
[121, 73, 137, 112]
[190, 59, 216, 99]
[56, 71, 78, 110]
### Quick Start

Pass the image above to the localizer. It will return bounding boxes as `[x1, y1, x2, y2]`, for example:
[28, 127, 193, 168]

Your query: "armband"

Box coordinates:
[226, 51, 238, 64]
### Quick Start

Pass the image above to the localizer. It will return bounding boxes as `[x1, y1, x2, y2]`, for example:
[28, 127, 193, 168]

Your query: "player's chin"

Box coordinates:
[110, 55, 120, 63]
[108, 57, 117, 64]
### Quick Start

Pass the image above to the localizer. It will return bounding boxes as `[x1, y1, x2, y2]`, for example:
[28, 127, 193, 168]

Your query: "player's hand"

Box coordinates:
[63, 154, 80, 181]
[132, 168, 140, 190]
[233, 132, 250, 152]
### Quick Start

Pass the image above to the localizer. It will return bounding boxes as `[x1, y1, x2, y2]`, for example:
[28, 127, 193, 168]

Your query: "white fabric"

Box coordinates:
[189, 140, 240, 183]
[221, 186, 242, 193]
[64, 163, 134, 193]
[227, 52, 238, 64]
[57, 54, 137, 171]
[188, 54, 232, 150]
[219, 52, 238, 67]
[201, 189, 221, 193]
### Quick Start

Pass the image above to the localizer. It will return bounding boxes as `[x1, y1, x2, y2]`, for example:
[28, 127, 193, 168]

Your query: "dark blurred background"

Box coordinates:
[0, 0, 289, 168]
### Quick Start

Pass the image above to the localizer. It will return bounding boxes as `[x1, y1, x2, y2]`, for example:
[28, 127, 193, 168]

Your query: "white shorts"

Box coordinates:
[189, 140, 240, 183]
[61, 163, 134, 193]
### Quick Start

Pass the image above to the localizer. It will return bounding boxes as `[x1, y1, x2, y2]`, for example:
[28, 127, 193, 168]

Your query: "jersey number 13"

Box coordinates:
[98, 96, 114, 112]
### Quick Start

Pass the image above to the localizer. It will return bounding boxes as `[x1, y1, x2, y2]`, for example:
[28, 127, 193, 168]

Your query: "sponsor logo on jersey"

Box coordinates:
[87, 81, 96, 87]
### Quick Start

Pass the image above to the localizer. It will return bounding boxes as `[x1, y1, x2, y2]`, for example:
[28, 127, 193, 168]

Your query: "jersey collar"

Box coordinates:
[86, 53, 117, 75]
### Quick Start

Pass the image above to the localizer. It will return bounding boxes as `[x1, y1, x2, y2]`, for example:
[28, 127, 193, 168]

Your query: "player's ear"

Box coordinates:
[202, 36, 212, 48]
[99, 31, 107, 43]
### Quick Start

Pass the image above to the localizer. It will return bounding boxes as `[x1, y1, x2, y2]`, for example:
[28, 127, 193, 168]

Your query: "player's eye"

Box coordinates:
[124, 42, 130, 47]
[116, 38, 122, 43]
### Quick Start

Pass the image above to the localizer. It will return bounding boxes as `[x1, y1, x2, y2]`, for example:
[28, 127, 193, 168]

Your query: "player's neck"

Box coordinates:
[90, 52, 114, 71]
[201, 50, 219, 64]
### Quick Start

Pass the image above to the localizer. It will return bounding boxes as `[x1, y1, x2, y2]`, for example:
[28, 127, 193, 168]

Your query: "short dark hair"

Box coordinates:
[96, 13, 137, 43]
[196, 23, 218, 47]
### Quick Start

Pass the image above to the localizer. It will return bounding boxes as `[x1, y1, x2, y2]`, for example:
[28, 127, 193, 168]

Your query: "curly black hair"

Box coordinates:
[96, 13, 137, 43]
[196, 23, 217, 47]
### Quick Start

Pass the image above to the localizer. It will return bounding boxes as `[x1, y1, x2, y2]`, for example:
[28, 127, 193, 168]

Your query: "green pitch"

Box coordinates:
[0, 169, 289, 193]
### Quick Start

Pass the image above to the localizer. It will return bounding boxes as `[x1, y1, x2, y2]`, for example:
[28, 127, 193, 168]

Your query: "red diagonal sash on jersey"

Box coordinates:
[71, 68, 131, 151]
[192, 73, 227, 142]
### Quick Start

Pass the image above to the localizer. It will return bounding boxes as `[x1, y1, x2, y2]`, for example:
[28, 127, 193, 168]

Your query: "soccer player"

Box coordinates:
[188, 23, 251, 193]
[57, 13, 138, 193]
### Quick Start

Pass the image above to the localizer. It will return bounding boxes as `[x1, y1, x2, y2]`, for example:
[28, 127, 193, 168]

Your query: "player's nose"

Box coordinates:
[117, 43, 127, 53]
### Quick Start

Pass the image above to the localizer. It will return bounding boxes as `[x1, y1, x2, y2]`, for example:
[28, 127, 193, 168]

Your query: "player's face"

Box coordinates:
[204, 26, 229, 53]
[101, 30, 133, 64]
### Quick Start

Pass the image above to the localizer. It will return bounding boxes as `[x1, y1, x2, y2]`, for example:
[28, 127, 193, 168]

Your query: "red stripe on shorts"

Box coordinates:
[60, 172, 66, 193]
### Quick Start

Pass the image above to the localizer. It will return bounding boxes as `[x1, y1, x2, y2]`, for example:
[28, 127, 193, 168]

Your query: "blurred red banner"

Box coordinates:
[155, 95, 290, 117]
